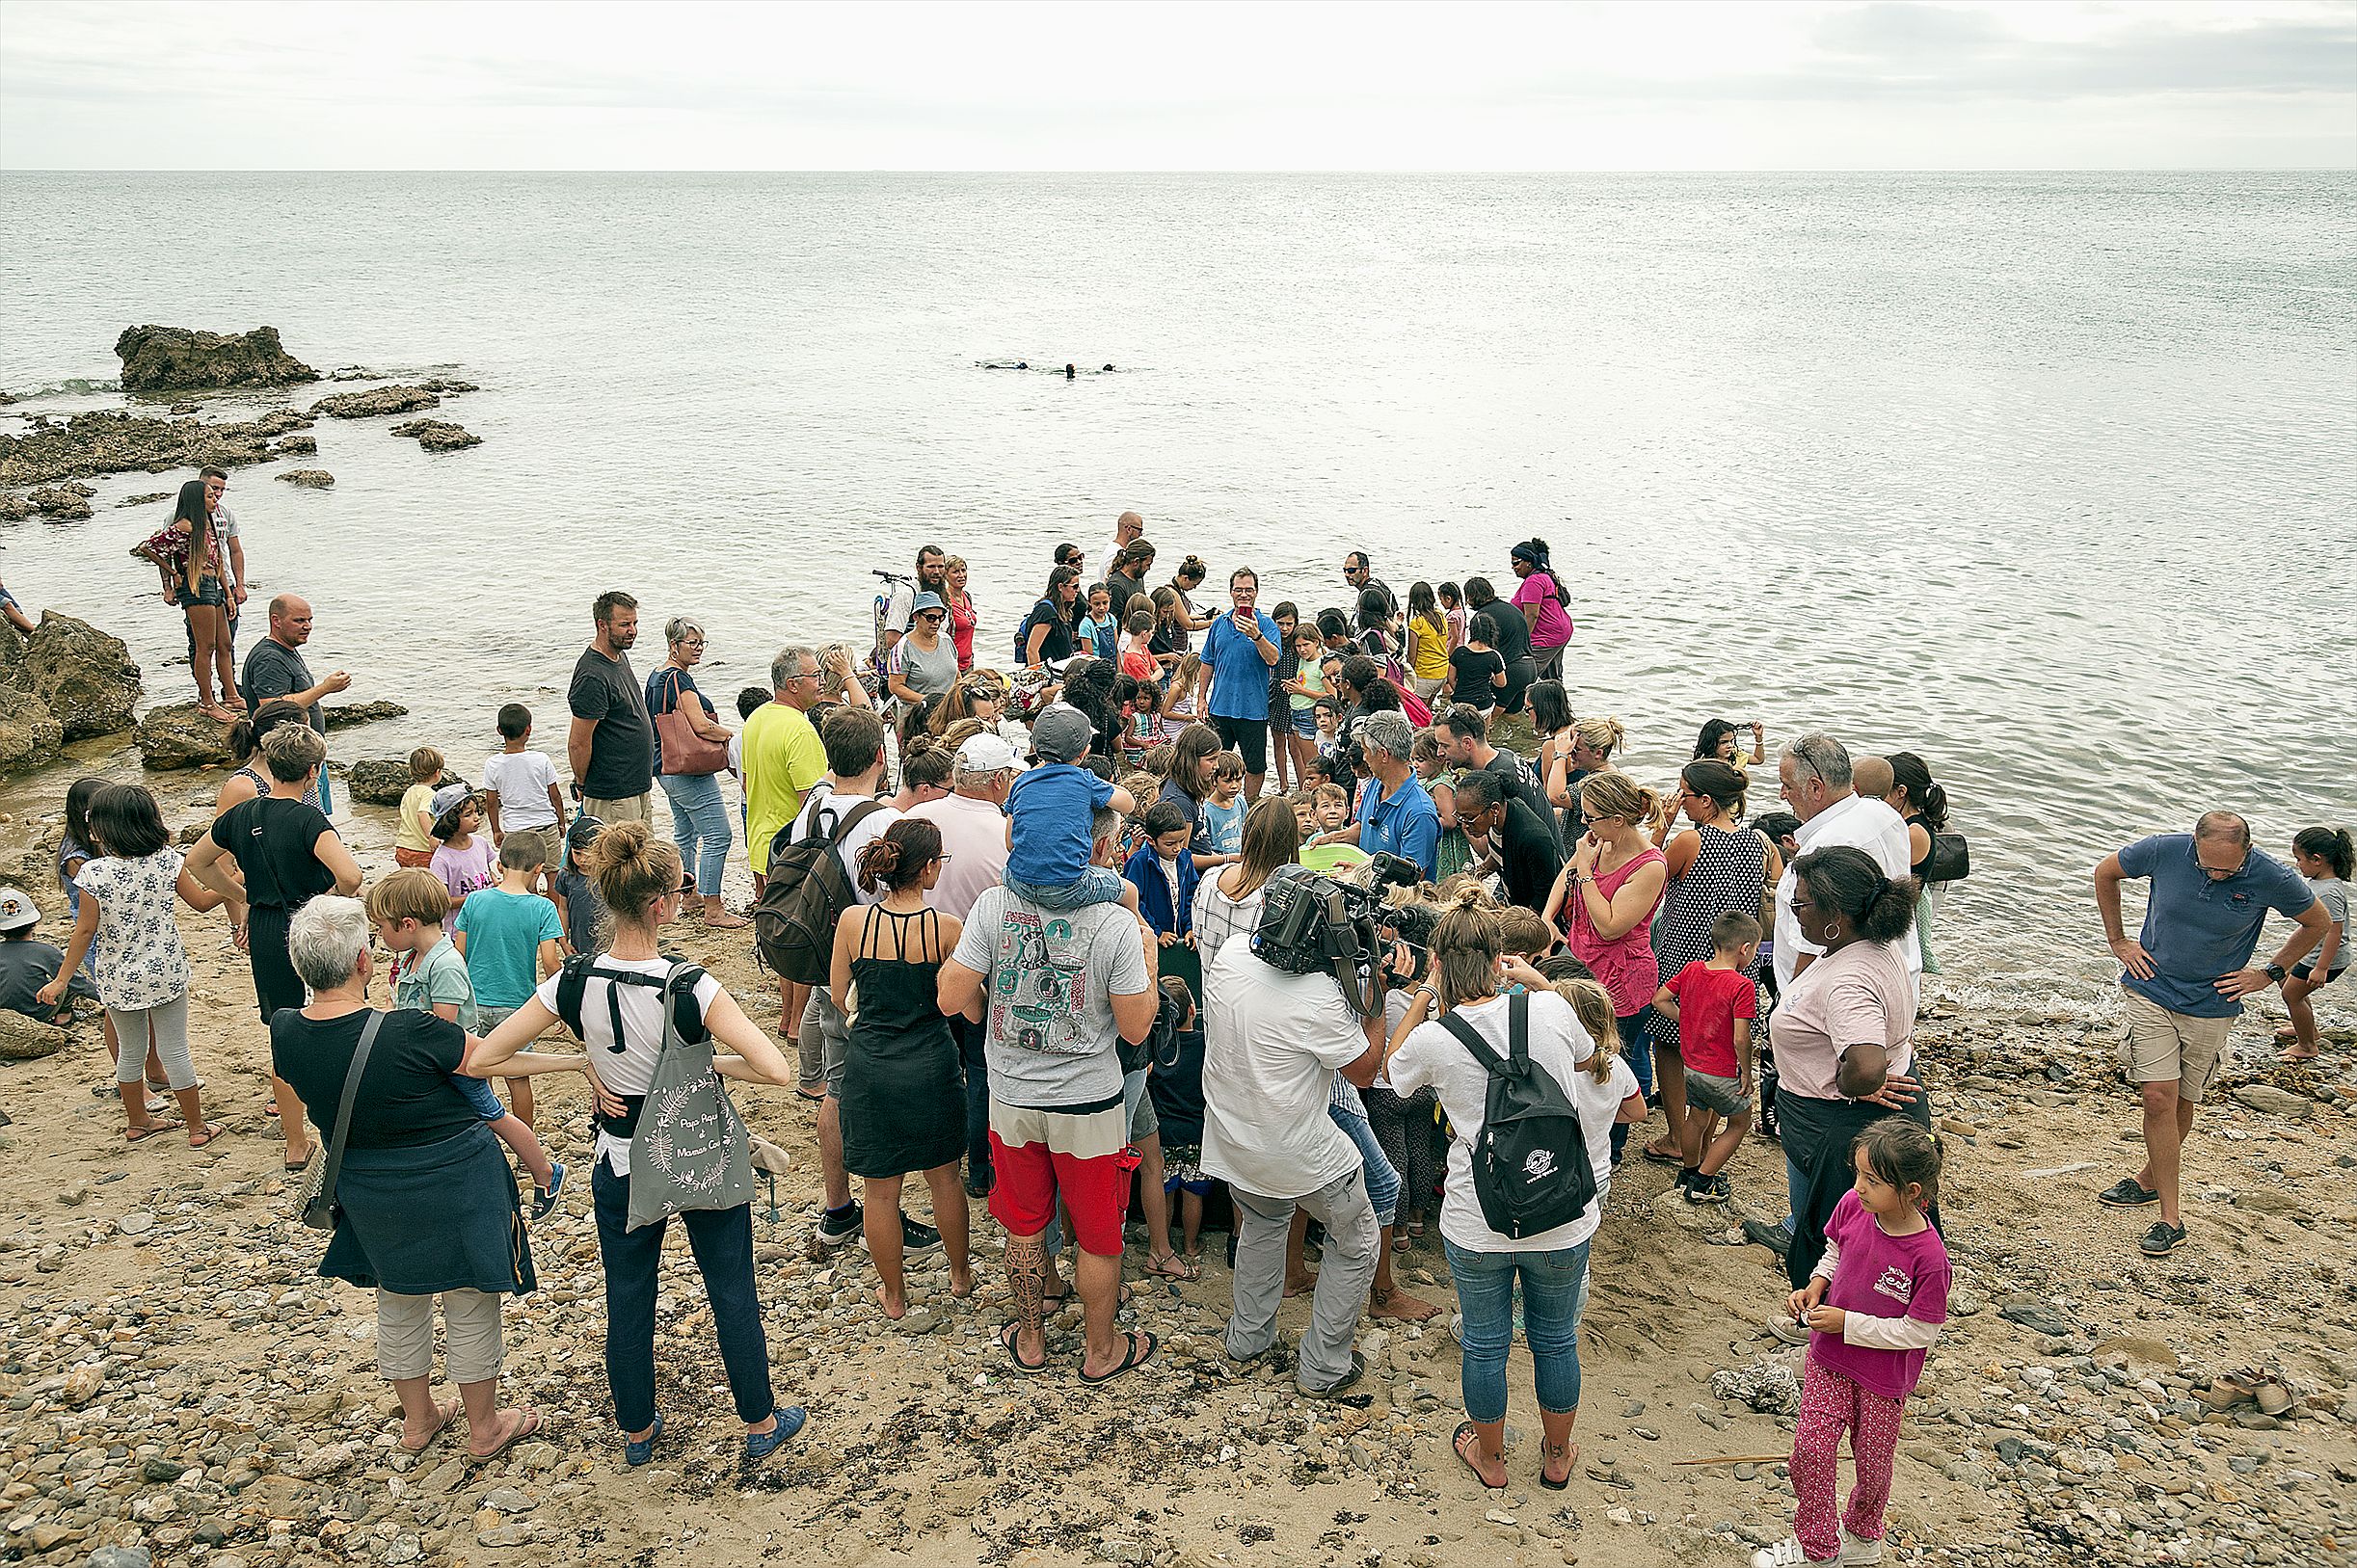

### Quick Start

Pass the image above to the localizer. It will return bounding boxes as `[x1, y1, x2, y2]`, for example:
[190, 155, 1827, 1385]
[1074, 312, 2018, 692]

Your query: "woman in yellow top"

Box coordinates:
[1406, 582, 1452, 704]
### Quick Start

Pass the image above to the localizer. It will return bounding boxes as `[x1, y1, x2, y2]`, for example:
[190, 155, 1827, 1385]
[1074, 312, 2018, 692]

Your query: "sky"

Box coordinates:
[1, 0, 2351, 171]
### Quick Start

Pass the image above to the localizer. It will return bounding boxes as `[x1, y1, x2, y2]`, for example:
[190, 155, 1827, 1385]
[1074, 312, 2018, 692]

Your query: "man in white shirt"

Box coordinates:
[1772, 732, 1919, 997]
[877, 545, 949, 661]
[1201, 904, 1387, 1398]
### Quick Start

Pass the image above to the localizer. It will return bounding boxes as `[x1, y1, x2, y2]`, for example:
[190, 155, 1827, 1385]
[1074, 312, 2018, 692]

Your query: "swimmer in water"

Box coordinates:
[1065, 363, 1077, 379]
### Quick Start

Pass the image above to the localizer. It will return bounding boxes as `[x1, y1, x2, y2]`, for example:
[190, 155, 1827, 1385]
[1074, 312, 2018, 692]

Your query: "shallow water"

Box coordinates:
[2, 172, 2352, 1016]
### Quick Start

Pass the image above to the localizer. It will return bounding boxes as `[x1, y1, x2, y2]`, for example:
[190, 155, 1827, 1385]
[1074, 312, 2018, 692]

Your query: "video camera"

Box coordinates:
[1251, 864, 1386, 1019]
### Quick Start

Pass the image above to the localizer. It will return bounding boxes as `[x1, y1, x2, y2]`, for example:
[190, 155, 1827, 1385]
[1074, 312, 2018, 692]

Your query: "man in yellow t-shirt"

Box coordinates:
[741, 645, 836, 888]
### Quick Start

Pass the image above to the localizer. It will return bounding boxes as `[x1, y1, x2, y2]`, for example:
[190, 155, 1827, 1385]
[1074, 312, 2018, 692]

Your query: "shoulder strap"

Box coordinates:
[828, 799, 887, 845]
[554, 953, 597, 1038]
[317, 1010, 388, 1209]
[1437, 1007, 1509, 1076]
[1509, 989, 1530, 1067]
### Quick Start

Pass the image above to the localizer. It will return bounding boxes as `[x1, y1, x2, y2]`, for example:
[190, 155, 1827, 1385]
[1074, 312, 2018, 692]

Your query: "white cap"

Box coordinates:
[956, 732, 1022, 774]
[0, 888, 37, 933]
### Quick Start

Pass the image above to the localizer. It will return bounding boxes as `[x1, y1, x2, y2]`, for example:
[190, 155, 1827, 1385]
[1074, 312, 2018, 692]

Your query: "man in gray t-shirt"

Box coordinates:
[940, 807, 1158, 1384]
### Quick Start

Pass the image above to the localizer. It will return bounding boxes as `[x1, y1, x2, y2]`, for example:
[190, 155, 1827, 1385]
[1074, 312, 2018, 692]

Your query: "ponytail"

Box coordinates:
[2294, 825, 2355, 881]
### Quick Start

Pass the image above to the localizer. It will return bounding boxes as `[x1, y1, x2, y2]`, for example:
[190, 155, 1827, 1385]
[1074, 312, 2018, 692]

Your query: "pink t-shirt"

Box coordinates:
[1811, 1189, 1951, 1400]
[1513, 571, 1573, 651]
[1766, 939, 1915, 1102]
[430, 837, 498, 928]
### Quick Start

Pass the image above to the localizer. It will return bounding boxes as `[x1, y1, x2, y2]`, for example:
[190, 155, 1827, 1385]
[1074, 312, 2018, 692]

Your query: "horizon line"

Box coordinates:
[4, 165, 2354, 175]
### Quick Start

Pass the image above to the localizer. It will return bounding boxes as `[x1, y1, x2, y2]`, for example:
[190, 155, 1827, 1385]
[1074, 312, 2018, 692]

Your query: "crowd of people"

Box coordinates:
[2, 507, 2349, 1568]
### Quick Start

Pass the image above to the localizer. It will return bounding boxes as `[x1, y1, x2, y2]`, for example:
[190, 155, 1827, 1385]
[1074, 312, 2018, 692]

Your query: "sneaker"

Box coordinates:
[1839, 1531, 1884, 1566]
[1751, 1538, 1833, 1568]
[743, 1406, 808, 1464]
[623, 1411, 665, 1468]
[1741, 1218, 1791, 1257]
[1705, 1173, 1732, 1204]
[2099, 1177, 2160, 1209]
[1682, 1173, 1715, 1205]
[815, 1201, 864, 1249]
[530, 1160, 567, 1221]
[1767, 1315, 1810, 1346]
[2139, 1220, 2187, 1257]
[1687, 1172, 1730, 1205]
[900, 1213, 942, 1253]
[1300, 1350, 1368, 1400]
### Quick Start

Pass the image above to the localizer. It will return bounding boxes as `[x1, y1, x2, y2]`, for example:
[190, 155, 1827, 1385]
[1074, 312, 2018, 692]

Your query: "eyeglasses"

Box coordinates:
[678, 637, 707, 649]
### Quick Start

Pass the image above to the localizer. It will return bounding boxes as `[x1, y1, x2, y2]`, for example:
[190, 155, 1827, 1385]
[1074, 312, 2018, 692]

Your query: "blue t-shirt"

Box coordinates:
[1201, 610, 1281, 722]
[1361, 773, 1440, 883]
[453, 887, 567, 1008]
[1007, 763, 1117, 887]
[2117, 834, 2313, 1019]
[1202, 796, 1245, 856]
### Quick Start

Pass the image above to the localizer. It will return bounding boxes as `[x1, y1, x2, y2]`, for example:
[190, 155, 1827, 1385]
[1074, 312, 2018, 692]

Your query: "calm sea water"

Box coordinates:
[2, 173, 2352, 1014]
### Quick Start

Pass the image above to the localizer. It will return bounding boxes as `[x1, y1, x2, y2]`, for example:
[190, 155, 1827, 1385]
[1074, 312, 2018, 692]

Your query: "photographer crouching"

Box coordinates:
[1202, 863, 1425, 1396]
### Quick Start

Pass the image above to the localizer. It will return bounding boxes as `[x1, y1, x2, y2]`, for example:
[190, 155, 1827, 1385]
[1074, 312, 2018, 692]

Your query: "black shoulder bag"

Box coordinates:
[296, 1010, 388, 1231]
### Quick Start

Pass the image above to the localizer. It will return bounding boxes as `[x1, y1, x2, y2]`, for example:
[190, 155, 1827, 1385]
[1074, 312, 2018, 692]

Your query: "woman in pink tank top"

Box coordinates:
[1544, 771, 1669, 1099]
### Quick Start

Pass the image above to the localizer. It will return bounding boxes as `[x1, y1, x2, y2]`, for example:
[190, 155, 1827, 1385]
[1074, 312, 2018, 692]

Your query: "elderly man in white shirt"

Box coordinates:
[1772, 733, 1918, 996]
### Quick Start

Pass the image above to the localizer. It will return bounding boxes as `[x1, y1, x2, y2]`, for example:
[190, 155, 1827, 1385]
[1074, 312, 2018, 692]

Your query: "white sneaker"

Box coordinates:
[1839, 1533, 1883, 1566]
[1751, 1540, 1833, 1568]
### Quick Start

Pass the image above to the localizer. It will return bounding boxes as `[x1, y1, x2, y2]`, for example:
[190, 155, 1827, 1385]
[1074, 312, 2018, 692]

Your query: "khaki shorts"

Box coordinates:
[2121, 986, 2233, 1103]
[582, 792, 652, 825]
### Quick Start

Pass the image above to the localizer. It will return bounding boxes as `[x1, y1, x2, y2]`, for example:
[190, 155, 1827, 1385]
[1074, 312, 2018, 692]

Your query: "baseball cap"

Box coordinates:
[1029, 704, 1092, 764]
[430, 784, 472, 817]
[956, 732, 1021, 774]
[0, 889, 38, 933]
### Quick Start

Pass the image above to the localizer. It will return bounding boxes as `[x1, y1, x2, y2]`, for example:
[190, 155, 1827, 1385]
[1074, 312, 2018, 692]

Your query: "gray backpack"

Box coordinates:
[618, 963, 757, 1231]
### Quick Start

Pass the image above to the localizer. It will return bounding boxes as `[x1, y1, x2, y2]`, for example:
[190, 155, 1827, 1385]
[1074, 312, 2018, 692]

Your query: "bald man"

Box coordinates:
[242, 593, 351, 811]
[1851, 755, 1894, 803]
[1104, 510, 1144, 577]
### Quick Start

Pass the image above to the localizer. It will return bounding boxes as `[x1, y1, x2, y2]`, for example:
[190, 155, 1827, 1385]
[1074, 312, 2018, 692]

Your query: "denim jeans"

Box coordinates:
[952, 1013, 991, 1182]
[657, 770, 732, 897]
[1443, 1236, 1592, 1423]
[591, 1159, 773, 1431]
[1617, 1010, 1653, 1099]
[1327, 1100, 1400, 1227]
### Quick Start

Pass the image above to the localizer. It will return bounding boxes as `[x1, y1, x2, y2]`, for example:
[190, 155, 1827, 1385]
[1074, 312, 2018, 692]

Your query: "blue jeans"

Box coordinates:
[952, 1014, 990, 1182]
[1005, 866, 1124, 911]
[1617, 1010, 1653, 1099]
[1328, 1100, 1400, 1227]
[591, 1160, 773, 1432]
[658, 770, 732, 897]
[1444, 1236, 1592, 1424]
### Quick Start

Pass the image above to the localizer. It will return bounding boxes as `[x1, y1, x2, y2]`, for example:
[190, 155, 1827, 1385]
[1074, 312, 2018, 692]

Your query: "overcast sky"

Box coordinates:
[2, 0, 2351, 171]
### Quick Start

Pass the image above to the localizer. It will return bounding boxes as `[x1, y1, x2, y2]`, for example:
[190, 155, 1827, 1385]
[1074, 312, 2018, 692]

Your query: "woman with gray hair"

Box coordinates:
[645, 616, 742, 928]
[269, 895, 590, 1460]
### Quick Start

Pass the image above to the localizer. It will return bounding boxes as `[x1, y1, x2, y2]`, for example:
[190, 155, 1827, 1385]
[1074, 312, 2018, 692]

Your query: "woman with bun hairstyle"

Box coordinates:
[1509, 539, 1573, 684]
[1166, 554, 1215, 638]
[1883, 752, 1949, 974]
[1769, 845, 1931, 1292]
[214, 699, 326, 817]
[468, 819, 807, 1468]
[828, 817, 974, 1316]
[2280, 825, 2351, 1062]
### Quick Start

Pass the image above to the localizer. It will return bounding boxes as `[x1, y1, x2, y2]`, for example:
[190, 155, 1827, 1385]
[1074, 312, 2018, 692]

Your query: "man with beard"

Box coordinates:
[568, 590, 656, 824]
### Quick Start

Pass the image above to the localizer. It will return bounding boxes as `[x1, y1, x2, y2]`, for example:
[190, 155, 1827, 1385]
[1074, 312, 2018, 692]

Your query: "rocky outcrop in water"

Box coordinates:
[0, 409, 315, 490]
[133, 704, 234, 771]
[114, 326, 319, 393]
[275, 469, 335, 488]
[273, 434, 316, 456]
[116, 492, 172, 508]
[24, 484, 93, 520]
[343, 758, 415, 806]
[323, 701, 407, 730]
[308, 385, 442, 420]
[390, 419, 481, 451]
[0, 613, 141, 773]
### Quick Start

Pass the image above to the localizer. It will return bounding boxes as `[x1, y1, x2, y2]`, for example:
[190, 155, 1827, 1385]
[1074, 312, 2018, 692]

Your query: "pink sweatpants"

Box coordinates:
[1790, 1357, 1904, 1562]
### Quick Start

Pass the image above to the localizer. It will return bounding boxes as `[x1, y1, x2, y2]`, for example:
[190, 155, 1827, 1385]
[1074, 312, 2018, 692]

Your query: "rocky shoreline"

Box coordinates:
[0, 785, 2349, 1568]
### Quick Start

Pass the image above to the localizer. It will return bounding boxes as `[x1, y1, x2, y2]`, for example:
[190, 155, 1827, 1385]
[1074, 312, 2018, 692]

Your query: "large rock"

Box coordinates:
[0, 1010, 71, 1061]
[115, 325, 319, 393]
[0, 408, 314, 489]
[344, 758, 415, 806]
[21, 612, 141, 739]
[309, 385, 442, 419]
[0, 686, 65, 773]
[390, 419, 481, 451]
[0, 493, 30, 521]
[26, 486, 92, 520]
[134, 703, 235, 770]
[274, 434, 317, 456]
[324, 700, 407, 730]
[275, 468, 335, 488]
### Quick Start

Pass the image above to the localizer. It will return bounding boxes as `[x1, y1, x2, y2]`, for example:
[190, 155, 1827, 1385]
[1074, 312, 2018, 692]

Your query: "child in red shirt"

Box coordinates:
[1650, 909, 1759, 1204]
[1754, 1120, 1950, 1568]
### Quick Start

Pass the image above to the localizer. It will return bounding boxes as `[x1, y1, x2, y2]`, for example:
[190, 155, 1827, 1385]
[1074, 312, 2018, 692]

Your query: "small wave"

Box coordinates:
[3, 377, 121, 399]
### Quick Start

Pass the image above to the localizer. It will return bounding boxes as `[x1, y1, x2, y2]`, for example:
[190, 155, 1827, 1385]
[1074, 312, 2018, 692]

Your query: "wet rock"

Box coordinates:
[273, 433, 317, 456]
[309, 385, 442, 420]
[26, 485, 92, 519]
[2233, 1084, 2312, 1120]
[345, 757, 415, 806]
[117, 324, 319, 392]
[134, 702, 235, 770]
[0, 492, 29, 520]
[117, 491, 172, 507]
[0, 684, 65, 774]
[0, 407, 314, 489]
[389, 419, 481, 451]
[21, 611, 142, 738]
[323, 700, 408, 730]
[275, 468, 335, 488]
[0, 1009, 70, 1062]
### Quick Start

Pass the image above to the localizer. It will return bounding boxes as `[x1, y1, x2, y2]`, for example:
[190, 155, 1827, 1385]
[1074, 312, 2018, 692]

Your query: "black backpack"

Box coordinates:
[753, 794, 887, 985]
[1437, 991, 1598, 1238]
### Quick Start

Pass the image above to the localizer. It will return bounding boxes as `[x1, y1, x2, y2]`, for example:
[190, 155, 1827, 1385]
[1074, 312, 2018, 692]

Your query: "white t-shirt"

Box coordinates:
[483, 749, 561, 832]
[1387, 988, 1637, 1254]
[534, 954, 724, 1177]
[905, 790, 1010, 922]
[1199, 942, 1371, 1201]
[1773, 793, 1921, 993]
[791, 781, 903, 907]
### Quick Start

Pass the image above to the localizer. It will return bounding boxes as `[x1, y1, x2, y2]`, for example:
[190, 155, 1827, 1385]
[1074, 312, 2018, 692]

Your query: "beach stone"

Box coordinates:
[116, 324, 319, 393]
[0, 1011, 70, 1062]
[26, 486, 92, 519]
[116, 1212, 155, 1236]
[60, 1365, 102, 1404]
[273, 434, 316, 456]
[324, 701, 408, 730]
[274, 468, 335, 488]
[481, 1487, 534, 1513]
[475, 1523, 537, 1548]
[388, 419, 481, 452]
[2232, 1085, 2311, 1120]
[0, 685, 65, 774]
[345, 758, 415, 806]
[20, 612, 141, 739]
[134, 702, 234, 770]
[87, 1546, 152, 1568]
[309, 385, 442, 420]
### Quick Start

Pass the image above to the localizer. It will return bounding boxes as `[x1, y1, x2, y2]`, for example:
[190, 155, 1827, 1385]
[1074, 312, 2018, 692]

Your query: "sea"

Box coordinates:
[2, 172, 2351, 1022]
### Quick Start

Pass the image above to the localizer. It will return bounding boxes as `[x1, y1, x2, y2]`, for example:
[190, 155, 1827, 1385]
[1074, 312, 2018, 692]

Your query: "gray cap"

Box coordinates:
[1030, 704, 1093, 764]
[0, 888, 38, 933]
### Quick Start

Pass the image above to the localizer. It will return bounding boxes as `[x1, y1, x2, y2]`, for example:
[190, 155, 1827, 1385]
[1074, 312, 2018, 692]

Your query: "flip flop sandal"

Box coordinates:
[187, 1124, 227, 1149]
[1080, 1329, 1157, 1385]
[1640, 1146, 1684, 1167]
[125, 1119, 185, 1143]
[999, 1322, 1050, 1375]
[399, 1398, 463, 1454]
[1540, 1440, 1578, 1491]
[469, 1406, 541, 1464]
[1143, 1251, 1200, 1281]
[1453, 1421, 1507, 1491]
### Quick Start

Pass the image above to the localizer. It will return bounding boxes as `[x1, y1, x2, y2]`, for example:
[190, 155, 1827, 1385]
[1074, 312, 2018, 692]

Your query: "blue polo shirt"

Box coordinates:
[2117, 834, 2313, 1018]
[1361, 772, 1440, 883]
[1202, 610, 1282, 722]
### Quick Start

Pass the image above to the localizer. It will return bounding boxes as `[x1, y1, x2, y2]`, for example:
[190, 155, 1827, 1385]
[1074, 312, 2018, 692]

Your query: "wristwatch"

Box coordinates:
[2264, 963, 2287, 984]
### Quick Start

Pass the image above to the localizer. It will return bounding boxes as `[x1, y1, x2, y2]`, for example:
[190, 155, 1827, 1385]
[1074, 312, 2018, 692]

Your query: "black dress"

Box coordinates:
[841, 906, 964, 1179]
